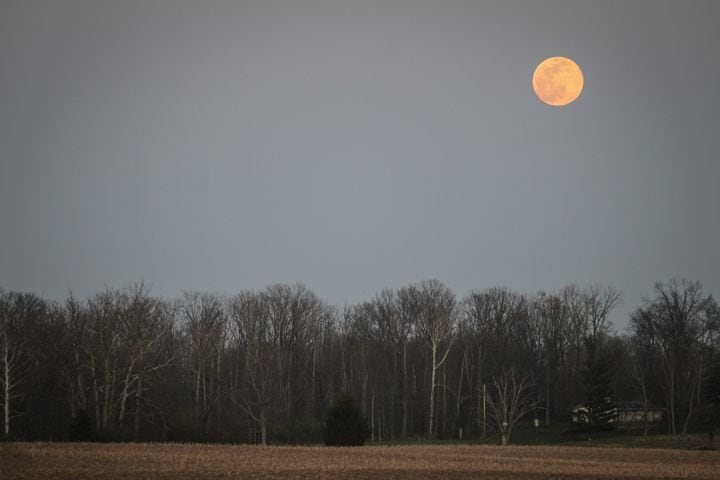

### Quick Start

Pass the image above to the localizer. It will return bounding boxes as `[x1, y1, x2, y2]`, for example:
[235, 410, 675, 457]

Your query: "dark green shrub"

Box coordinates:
[271, 419, 323, 443]
[69, 409, 94, 442]
[322, 392, 370, 446]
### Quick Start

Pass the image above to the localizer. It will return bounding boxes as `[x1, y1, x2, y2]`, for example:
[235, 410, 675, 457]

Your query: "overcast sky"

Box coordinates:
[2, 0, 719, 330]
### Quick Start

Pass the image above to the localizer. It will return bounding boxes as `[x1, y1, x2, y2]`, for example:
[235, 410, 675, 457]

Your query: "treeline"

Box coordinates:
[1, 278, 718, 443]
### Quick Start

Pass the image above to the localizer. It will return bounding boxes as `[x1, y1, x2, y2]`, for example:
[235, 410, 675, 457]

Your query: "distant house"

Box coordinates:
[616, 402, 664, 424]
[572, 402, 664, 425]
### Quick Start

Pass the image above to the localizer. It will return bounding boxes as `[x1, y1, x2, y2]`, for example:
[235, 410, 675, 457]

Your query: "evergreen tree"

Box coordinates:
[580, 337, 617, 433]
[322, 392, 370, 446]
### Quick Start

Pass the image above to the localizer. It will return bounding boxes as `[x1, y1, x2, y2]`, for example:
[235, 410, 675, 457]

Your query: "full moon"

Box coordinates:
[532, 57, 584, 106]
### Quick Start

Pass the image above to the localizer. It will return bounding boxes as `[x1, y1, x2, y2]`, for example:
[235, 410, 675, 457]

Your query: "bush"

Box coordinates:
[272, 419, 324, 443]
[69, 409, 95, 442]
[322, 392, 370, 446]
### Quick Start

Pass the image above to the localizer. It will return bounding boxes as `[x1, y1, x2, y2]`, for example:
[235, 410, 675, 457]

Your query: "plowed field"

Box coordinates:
[2, 442, 719, 479]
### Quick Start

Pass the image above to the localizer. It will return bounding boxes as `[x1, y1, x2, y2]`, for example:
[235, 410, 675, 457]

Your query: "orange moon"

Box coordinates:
[532, 57, 584, 106]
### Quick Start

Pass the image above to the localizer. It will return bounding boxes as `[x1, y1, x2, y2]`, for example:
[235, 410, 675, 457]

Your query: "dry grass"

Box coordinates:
[2, 442, 719, 479]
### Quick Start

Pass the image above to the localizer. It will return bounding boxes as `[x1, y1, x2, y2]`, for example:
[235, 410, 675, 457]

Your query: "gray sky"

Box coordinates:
[2, 0, 719, 331]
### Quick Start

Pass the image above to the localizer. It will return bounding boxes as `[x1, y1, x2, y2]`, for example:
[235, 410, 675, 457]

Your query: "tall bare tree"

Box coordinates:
[486, 368, 538, 446]
[583, 285, 622, 341]
[631, 279, 716, 434]
[0, 291, 46, 438]
[230, 291, 274, 445]
[85, 288, 124, 433]
[401, 279, 455, 438]
[533, 291, 570, 425]
[117, 284, 175, 440]
[58, 294, 90, 420]
[461, 288, 529, 437]
[358, 289, 414, 438]
[179, 291, 228, 433]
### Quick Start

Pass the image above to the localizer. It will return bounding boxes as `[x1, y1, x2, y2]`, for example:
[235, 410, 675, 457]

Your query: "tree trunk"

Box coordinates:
[118, 365, 135, 428]
[401, 343, 408, 438]
[285, 353, 293, 422]
[3, 341, 9, 438]
[456, 354, 465, 440]
[195, 367, 202, 421]
[428, 345, 437, 438]
[260, 407, 267, 446]
[215, 347, 222, 441]
[310, 343, 317, 419]
[102, 358, 113, 431]
[476, 346, 484, 437]
[482, 383, 487, 440]
[545, 377, 551, 426]
[132, 375, 143, 441]
[641, 377, 649, 436]
[442, 364, 447, 438]
[681, 378, 696, 435]
[669, 369, 676, 435]
[91, 357, 101, 430]
[371, 382, 375, 442]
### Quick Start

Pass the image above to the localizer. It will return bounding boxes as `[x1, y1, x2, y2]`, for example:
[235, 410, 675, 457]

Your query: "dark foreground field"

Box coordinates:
[2, 442, 719, 479]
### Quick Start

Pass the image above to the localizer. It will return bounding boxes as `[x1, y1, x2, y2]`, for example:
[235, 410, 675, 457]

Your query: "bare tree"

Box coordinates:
[117, 284, 175, 440]
[631, 279, 715, 434]
[358, 289, 414, 438]
[0, 291, 46, 437]
[261, 284, 326, 423]
[401, 279, 455, 438]
[533, 291, 570, 425]
[228, 284, 331, 444]
[58, 294, 90, 420]
[560, 285, 622, 409]
[561, 285, 588, 408]
[179, 291, 228, 433]
[583, 285, 622, 341]
[85, 288, 124, 433]
[461, 288, 529, 437]
[486, 368, 538, 446]
[229, 291, 274, 445]
[0, 292, 20, 438]
[626, 336, 653, 435]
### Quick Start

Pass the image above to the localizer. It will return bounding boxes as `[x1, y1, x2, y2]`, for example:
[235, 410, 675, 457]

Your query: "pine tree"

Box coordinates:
[322, 392, 370, 446]
[580, 337, 617, 433]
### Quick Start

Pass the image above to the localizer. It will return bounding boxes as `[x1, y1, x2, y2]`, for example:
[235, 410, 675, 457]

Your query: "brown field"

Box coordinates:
[2, 442, 719, 479]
